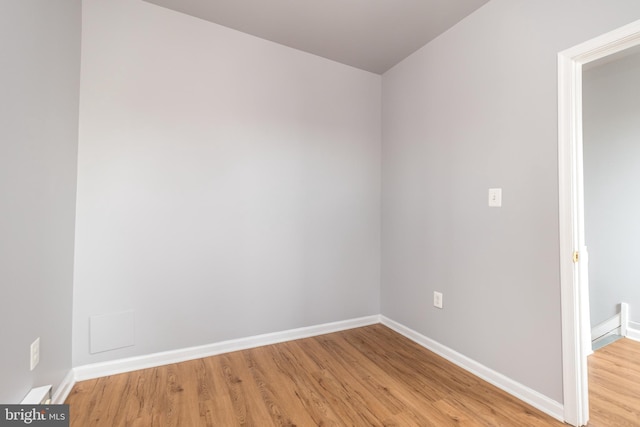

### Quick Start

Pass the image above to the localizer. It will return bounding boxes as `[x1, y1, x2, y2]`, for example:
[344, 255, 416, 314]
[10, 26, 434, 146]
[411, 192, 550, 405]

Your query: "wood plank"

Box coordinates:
[588, 337, 640, 427]
[66, 325, 565, 427]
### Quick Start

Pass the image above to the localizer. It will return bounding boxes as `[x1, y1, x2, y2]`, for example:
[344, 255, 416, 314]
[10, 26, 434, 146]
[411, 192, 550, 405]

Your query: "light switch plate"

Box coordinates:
[433, 291, 443, 309]
[488, 188, 502, 207]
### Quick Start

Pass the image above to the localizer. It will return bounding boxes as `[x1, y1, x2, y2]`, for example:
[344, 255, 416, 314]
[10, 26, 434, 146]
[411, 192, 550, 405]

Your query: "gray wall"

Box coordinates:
[5, 0, 639, 410]
[583, 50, 640, 327]
[381, 0, 640, 404]
[0, 1, 80, 403]
[73, 0, 381, 366]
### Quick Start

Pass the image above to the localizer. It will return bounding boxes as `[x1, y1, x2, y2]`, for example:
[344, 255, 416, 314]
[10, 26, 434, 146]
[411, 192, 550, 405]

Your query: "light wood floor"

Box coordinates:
[66, 324, 564, 426]
[587, 337, 640, 426]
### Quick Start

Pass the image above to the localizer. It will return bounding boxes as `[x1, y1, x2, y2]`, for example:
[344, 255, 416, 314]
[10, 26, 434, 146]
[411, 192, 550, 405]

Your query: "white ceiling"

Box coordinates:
[143, 0, 490, 74]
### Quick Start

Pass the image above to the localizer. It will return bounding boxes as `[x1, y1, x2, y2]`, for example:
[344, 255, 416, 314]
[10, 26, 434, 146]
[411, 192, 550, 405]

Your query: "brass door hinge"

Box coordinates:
[572, 251, 579, 263]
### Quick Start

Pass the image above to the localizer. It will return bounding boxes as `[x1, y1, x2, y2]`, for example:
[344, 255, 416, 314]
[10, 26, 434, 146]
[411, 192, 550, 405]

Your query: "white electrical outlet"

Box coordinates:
[433, 291, 443, 309]
[30, 338, 40, 371]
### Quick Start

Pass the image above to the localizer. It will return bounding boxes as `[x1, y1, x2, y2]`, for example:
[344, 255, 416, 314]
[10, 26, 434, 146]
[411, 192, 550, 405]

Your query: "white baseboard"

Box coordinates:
[52, 369, 76, 404]
[626, 322, 640, 342]
[591, 313, 621, 341]
[74, 315, 380, 381]
[591, 303, 637, 345]
[380, 316, 565, 423]
[21, 385, 52, 404]
[71, 313, 565, 423]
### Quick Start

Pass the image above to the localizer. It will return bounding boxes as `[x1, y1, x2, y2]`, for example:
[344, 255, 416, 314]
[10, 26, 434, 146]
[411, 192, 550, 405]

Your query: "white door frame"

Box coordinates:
[558, 19, 640, 427]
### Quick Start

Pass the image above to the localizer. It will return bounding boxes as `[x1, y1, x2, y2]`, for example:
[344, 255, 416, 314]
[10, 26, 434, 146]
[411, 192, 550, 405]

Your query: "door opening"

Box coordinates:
[558, 19, 640, 427]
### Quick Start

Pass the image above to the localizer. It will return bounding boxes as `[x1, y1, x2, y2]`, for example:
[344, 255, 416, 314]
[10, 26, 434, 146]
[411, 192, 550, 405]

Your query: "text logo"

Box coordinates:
[0, 405, 69, 426]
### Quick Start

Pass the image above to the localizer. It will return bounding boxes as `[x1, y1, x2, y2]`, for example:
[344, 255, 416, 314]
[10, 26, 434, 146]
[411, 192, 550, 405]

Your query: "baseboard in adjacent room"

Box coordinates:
[591, 313, 622, 342]
[380, 316, 565, 423]
[74, 315, 381, 382]
[589, 303, 640, 347]
[626, 321, 640, 342]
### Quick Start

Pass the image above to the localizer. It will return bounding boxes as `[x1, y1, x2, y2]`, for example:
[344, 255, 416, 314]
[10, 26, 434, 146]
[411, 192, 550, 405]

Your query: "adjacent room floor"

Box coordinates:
[587, 337, 640, 426]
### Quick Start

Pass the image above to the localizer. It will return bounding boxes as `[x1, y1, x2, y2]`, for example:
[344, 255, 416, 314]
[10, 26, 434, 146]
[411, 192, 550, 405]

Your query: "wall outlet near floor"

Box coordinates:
[433, 291, 443, 309]
[30, 337, 40, 371]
